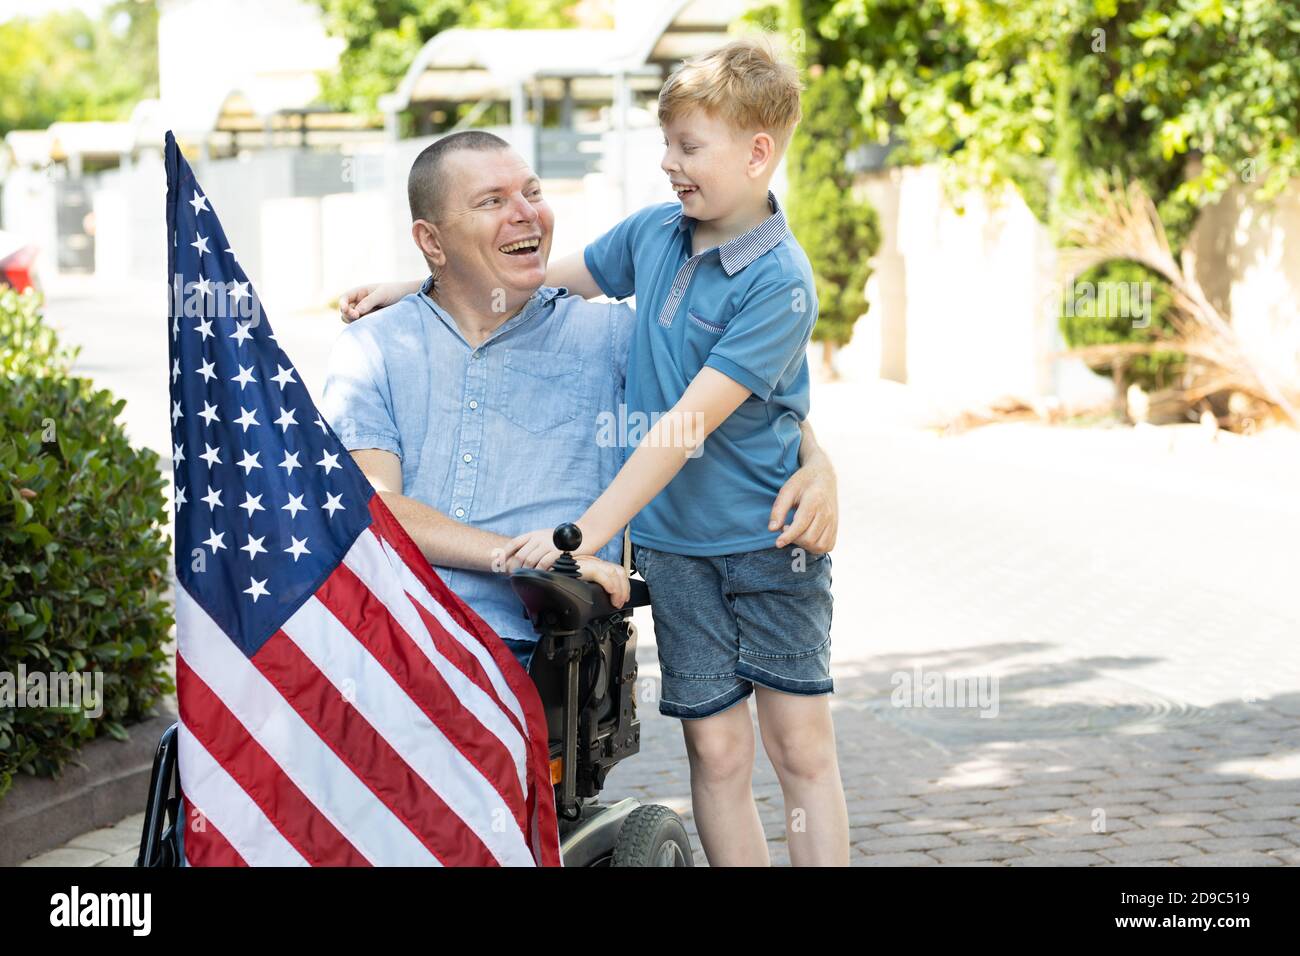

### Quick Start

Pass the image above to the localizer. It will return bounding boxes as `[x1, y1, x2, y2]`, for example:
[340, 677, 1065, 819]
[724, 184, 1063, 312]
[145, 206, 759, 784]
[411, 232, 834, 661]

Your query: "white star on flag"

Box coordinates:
[236, 449, 262, 475]
[241, 534, 267, 560]
[243, 577, 269, 603]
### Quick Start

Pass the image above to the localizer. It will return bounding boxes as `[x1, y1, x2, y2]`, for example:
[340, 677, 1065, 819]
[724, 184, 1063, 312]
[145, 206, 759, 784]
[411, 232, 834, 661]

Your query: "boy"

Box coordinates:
[343, 39, 848, 866]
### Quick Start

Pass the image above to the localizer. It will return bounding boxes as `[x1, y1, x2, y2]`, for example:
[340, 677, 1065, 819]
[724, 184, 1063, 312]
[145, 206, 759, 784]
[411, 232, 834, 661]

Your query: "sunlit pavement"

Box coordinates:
[26, 275, 1300, 866]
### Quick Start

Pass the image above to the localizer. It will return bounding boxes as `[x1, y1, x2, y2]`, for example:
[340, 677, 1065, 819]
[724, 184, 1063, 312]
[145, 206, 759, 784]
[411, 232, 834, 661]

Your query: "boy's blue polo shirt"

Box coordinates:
[583, 191, 818, 556]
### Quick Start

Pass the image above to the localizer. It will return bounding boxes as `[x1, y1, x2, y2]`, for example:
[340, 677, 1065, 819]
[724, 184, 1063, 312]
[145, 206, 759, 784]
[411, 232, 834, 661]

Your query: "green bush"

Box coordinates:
[1057, 260, 1185, 393]
[787, 64, 882, 353]
[0, 286, 174, 799]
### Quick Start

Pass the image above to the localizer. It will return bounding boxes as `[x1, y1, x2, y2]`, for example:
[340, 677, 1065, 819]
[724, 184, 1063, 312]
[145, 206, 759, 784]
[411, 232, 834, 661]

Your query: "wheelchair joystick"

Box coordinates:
[551, 523, 583, 578]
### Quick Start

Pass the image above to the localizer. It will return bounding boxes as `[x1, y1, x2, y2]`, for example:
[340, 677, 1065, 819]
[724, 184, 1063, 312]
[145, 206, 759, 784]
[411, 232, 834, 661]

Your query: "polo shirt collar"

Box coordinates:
[662, 190, 791, 276]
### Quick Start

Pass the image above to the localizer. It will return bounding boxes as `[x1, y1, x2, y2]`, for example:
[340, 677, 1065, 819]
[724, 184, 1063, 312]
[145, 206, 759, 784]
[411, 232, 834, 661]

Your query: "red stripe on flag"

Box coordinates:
[366, 495, 561, 866]
[317, 560, 529, 835]
[252, 629, 500, 866]
[181, 790, 248, 867]
[177, 653, 369, 866]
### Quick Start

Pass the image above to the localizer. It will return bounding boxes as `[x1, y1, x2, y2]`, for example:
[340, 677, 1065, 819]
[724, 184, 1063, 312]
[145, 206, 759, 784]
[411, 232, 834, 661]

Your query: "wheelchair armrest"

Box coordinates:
[510, 569, 649, 634]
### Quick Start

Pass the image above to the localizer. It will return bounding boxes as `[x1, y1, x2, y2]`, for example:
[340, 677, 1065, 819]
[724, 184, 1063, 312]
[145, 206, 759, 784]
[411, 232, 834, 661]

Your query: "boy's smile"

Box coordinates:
[660, 108, 777, 247]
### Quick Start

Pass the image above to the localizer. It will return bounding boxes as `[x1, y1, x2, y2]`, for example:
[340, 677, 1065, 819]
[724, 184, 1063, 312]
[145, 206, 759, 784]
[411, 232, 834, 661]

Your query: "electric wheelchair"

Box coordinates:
[135, 523, 693, 867]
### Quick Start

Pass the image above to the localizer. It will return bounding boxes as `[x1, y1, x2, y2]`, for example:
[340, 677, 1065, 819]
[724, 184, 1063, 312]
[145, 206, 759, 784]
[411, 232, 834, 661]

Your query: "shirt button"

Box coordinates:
[454, 508, 465, 518]
[469, 400, 478, 409]
[462, 453, 472, 463]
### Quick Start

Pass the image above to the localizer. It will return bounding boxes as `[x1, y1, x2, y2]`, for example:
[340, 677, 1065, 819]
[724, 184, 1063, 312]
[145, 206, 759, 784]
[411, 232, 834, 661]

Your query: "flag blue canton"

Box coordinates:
[165, 131, 374, 657]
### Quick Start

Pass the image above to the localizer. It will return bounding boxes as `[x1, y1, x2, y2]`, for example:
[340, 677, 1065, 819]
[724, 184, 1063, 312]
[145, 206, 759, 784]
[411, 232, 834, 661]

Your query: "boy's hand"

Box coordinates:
[502, 528, 564, 571]
[339, 280, 420, 323]
[769, 454, 838, 553]
[573, 555, 630, 608]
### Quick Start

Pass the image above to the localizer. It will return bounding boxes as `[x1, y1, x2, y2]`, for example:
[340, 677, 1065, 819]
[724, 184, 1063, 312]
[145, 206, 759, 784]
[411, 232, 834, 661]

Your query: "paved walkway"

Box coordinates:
[21, 277, 1300, 866]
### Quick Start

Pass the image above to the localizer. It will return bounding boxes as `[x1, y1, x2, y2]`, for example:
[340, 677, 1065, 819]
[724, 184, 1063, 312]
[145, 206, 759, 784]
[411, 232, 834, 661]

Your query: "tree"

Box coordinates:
[753, 1, 881, 377]
[0, 0, 158, 138]
[816, 0, 1300, 391]
[311, 0, 575, 116]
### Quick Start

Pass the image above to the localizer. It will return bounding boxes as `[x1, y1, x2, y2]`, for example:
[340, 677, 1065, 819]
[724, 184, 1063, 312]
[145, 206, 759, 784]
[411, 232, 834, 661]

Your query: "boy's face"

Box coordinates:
[660, 108, 765, 222]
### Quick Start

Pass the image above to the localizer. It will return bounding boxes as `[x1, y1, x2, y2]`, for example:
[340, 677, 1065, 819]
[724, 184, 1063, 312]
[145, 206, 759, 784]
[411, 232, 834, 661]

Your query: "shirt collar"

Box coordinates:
[661, 190, 790, 277]
[417, 278, 564, 347]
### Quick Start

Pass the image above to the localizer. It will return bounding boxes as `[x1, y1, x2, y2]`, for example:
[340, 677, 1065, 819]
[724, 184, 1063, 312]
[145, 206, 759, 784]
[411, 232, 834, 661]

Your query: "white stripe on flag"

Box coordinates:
[176, 585, 439, 866]
[283, 594, 536, 866]
[373, 532, 531, 731]
[177, 720, 309, 866]
[345, 528, 529, 793]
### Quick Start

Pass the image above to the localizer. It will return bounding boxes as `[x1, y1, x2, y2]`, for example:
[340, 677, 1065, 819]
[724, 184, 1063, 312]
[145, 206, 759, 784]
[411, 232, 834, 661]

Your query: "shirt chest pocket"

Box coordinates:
[686, 307, 729, 335]
[495, 348, 591, 434]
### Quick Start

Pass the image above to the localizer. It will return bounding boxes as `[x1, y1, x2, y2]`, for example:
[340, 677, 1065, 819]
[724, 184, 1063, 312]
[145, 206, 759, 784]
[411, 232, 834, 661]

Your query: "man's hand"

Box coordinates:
[574, 555, 630, 608]
[769, 450, 838, 553]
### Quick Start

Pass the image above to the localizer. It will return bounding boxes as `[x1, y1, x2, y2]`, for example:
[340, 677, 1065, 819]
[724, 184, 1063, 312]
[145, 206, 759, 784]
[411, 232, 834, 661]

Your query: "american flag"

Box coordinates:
[163, 131, 560, 866]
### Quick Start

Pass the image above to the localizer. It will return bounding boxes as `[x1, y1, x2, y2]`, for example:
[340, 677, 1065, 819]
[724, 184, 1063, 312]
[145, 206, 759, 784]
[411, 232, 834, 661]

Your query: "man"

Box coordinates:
[320, 130, 837, 669]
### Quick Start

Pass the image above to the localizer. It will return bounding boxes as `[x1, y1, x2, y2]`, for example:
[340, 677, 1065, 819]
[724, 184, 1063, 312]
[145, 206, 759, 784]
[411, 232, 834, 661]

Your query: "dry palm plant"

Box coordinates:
[1054, 175, 1299, 429]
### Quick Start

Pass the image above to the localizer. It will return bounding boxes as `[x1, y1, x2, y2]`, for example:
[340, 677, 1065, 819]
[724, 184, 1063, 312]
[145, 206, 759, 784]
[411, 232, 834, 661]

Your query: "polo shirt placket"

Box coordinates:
[654, 191, 792, 329]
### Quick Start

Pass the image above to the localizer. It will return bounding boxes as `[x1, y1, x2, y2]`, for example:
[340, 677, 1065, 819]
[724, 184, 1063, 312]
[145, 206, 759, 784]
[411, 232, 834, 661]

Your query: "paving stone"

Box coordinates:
[20, 847, 111, 867]
[1151, 799, 1242, 813]
[1206, 820, 1296, 838]
[1098, 843, 1202, 863]
[950, 828, 1042, 843]
[65, 826, 141, 855]
[1161, 784, 1254, 800]
[1190, 836, 1292, 853]
[855, 833, 958, 854]
[1007, 852, 1108, 866]
[1220, 806, 1300, 822]
[853, 851, 939, 867]
[1019, 835, 1122, 853]
[1172, 853, 1284, 867]
[877, 819, 976, 836]
[930, 843, 1030, 863]
[1114, 827, 1213, 845]
[1127, 813, 1228, 829]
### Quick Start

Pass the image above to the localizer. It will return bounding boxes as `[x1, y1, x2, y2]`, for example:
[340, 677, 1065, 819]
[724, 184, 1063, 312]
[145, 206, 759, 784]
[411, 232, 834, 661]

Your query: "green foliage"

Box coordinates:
[821, 0, 1300, 245]
[1057, 261, 1184, 391]
[818, 0, 1300, 385]
[311, 0, 575, 115]
[0, 0, 158, 137]
[0, 287, 174, 800]
[787, 66, 882, 346]
[765, 1, 882, 349]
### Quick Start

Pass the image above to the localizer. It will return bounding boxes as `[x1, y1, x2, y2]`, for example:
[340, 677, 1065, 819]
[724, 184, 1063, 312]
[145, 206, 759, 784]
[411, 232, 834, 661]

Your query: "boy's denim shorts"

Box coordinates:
[632, 544, 834, 720]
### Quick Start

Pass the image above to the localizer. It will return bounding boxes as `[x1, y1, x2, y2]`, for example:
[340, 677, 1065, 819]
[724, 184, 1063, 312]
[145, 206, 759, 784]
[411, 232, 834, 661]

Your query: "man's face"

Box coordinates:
[660, 108, 755, 222]
[431, 148, 554, 304]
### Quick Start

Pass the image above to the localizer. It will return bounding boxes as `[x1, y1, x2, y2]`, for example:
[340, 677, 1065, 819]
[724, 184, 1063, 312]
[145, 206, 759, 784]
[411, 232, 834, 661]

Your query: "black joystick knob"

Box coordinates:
[553, 523, 582, 552]
[551, 523, 582, 578]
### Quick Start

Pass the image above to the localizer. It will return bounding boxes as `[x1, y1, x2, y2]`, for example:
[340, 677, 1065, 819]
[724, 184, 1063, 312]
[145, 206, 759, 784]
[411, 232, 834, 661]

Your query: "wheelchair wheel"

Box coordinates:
[611, 805, 694, 867]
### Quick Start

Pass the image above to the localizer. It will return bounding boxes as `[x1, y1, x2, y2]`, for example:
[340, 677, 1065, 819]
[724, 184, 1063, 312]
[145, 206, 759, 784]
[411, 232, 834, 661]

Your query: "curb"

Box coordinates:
[0, 712, 177, 866]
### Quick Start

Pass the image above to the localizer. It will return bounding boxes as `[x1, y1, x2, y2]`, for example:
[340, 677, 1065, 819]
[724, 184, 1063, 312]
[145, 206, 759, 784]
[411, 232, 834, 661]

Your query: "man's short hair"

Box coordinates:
[407, 130, 511, 223]
[657, 37, 803, 154]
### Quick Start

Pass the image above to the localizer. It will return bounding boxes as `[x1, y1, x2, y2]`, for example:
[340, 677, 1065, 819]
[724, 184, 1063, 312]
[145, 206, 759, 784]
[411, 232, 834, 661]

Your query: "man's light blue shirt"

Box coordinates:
[583, 192, 818, 556]
[320, 279, 633, 661]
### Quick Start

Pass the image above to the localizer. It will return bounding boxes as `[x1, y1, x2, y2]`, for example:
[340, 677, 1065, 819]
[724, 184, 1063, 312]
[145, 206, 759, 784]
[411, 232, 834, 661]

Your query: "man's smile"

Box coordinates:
[499, 236, 542, 256]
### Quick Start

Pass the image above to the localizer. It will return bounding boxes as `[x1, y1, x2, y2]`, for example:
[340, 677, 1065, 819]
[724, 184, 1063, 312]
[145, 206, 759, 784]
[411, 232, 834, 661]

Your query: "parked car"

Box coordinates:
[0, 229, 39, 293]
